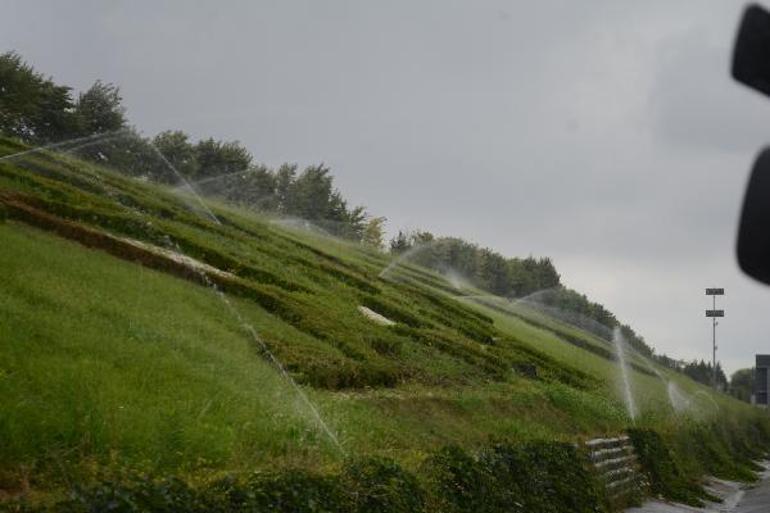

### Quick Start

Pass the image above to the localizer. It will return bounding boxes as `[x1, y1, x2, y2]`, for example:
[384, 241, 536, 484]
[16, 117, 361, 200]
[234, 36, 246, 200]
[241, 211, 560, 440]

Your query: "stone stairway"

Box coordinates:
[586, 435, 643, 505]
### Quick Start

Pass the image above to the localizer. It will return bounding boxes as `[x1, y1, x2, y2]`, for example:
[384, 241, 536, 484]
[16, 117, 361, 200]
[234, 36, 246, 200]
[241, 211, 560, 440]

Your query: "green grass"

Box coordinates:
[0, 223, 336, 481]
[0, 221, 628, 485]
[0, 136, 768, 504]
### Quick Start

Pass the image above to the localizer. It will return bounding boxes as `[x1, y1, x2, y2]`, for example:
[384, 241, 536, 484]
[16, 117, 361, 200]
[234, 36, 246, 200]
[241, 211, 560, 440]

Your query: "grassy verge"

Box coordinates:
[1, 138, 769, 510]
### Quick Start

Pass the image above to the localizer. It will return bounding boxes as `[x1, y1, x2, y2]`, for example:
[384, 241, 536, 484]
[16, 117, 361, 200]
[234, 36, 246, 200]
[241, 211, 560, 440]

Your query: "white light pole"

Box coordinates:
[705, 288, 725, 390]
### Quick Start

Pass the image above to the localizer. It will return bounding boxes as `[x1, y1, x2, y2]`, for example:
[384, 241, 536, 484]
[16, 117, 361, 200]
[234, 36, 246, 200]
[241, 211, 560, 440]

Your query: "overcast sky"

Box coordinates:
[4, 0, 770, 374]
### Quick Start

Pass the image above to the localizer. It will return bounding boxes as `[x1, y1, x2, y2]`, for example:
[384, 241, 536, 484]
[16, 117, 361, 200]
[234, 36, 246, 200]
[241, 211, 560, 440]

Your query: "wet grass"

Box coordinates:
[0, 137, 768, 502]
[0, 222, 630, 490]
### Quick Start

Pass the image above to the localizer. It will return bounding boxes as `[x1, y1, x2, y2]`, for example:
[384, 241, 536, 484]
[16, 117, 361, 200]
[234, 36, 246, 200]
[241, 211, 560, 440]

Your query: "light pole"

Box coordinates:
[705, 288, 725, 390]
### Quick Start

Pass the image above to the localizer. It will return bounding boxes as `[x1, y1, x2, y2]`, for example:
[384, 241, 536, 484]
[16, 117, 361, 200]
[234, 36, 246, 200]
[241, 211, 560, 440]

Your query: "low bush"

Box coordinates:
[628, 428, 711, 506]
[422, 445, 493, 513]
[341, 457, 425, 513]
[4, 442, 608, 513]
[236, 470, 344, 513]
[422, 442, 605, 513]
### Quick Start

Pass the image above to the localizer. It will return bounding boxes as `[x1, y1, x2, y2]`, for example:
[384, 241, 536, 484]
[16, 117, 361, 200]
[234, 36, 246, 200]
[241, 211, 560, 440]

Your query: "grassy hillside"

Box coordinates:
[0, 136, 768, 510]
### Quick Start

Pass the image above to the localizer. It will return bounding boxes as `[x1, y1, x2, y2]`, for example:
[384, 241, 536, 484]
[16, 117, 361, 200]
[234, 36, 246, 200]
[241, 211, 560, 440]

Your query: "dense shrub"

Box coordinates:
[422, 445, 494, 513]
[479, 441, 605, 513]
[8, 426, 770, 513]
[4, 441, 611, 513]
[47, 476, 218, 513]
[341, 457, 425, 513]
[235, 470, 344, 513]
[422, 442, 605, 513]
[676, 422, 763, 483]
[627, 428, 709, 506]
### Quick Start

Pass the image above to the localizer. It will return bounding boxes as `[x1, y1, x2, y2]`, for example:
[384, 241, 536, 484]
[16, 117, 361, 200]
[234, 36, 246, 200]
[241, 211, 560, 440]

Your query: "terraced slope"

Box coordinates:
[0, 136, 766, 503]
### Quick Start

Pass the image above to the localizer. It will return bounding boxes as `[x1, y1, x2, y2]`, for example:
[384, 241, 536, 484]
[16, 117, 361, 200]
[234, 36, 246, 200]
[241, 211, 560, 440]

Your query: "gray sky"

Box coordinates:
[4, 0, 770, 374]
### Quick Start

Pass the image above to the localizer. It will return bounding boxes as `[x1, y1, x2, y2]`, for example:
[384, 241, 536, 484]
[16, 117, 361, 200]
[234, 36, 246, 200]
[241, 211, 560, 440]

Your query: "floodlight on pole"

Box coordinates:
[705, 288, 725, 390]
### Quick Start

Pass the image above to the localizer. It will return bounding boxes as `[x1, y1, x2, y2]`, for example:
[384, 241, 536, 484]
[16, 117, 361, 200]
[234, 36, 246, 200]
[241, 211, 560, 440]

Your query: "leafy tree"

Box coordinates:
[0, 51, 375, 243]
[390, 232, 561, 299]
[478, 249, 510, 295]
[73, 128, 159, 179]
[682, 360, 728, 389]
[275, 163, 298, 213]
[0, 51, 80, 142]
[75, 80, 126, 134]
[220, 164, 279, 210]
[362, 216, 387, 249]
[193, 138, 252, 179]
[341, 204, 368, 240]
[153, 130, 197, 180]
[730, 368, 754, 403]
[287, 164, 335, 220]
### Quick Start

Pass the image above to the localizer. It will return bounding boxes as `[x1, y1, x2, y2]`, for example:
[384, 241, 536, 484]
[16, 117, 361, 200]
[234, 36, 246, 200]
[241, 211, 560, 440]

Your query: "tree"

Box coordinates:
[730, 368, 754, 403]
[153, 130, 197, 180]
[0, 51, 80, 142]
[362, 216, 387, 249]
[342, 204, 367, 240]
[682, 360, 727, 389]
[75, 80, 126, 134]
[288, 164, 335, 220]
[222, 164, 278, 210]
[193, 138, 252, 179]
[74, 128, 158, 179]
[479, 249, 510, 295]
[275, 163, 297, 213]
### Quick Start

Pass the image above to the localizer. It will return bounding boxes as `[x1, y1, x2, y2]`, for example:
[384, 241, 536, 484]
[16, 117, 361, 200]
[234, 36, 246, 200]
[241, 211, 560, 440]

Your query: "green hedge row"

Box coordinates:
[2, 442, 606, 513]
[423, 442, 605, 513]
[5, 421, 770, 512]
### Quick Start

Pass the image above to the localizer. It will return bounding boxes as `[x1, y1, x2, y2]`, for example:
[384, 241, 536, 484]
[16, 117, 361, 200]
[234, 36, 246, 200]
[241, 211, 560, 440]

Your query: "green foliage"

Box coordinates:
[56, 476, 209, 513]
[152, 130, 198, 180]
[628, 428, 712, 506]
[483, 441, 606, 513]
[0, 53, 126, 144]
[0, 52, 372, 242]
[341, 458, 425, 513]
[362, 216, 387, 249]
[236, 470, 344, 513]
[193, 138, 252, 179]
[422, 442, 605, 513]
[0, 441, 607, 513]
[629, 421, 770, 508]
[0, 52, 80, 142]
[678, 422, 764, 482]
[388, 231, 560, 298]
[730, 368, 754, 403]
[680, 360, 728, 390]
[74, 81, 126, 135]
[423, 446, 491, 513]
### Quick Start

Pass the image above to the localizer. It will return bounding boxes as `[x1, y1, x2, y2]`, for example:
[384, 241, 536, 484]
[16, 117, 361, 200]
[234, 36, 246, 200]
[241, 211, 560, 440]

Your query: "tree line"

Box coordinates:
[389, 230, 560, 297]
[0, 51, 379, 242]
[388, 229, 659, 358]
[680, 360, 728, 390]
